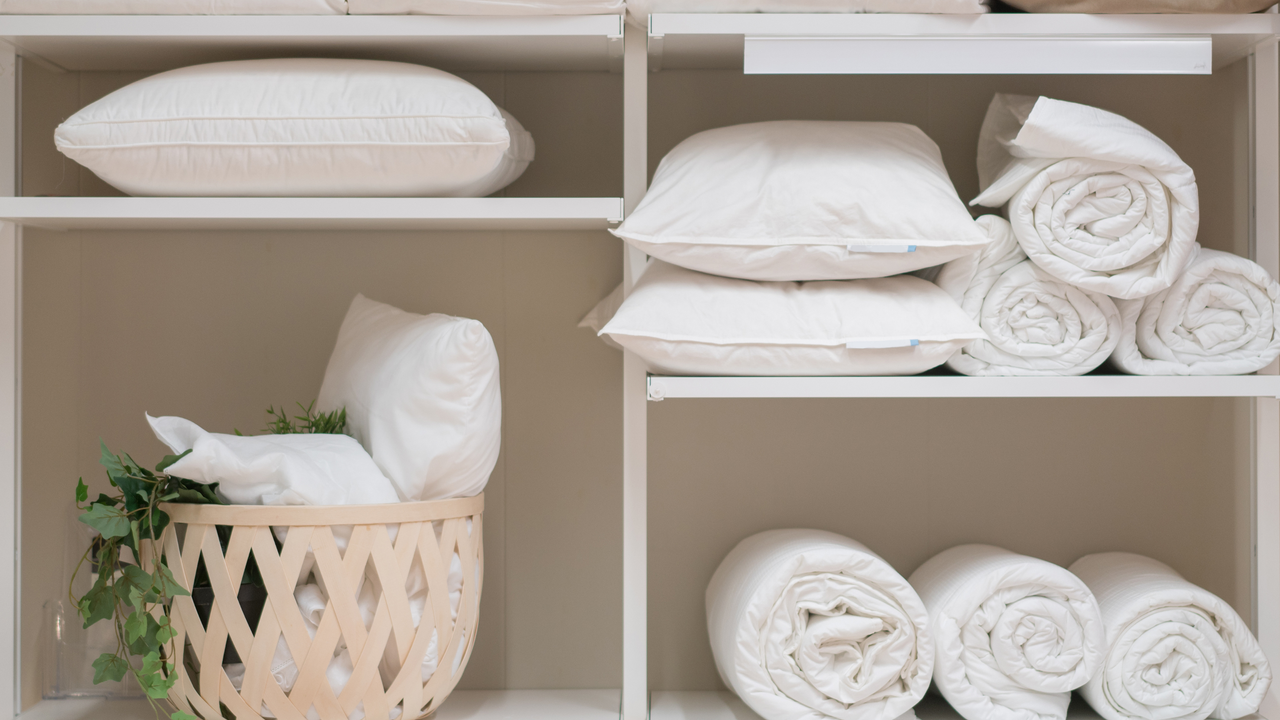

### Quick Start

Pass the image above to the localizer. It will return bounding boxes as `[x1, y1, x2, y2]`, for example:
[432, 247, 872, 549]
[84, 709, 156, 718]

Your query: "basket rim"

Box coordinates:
[159, 493, 483, 526]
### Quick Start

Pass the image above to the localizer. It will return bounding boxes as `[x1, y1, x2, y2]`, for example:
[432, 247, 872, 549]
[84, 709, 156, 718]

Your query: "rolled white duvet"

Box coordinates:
[1069, 552, 1271, 720]
[1112, 246, 1280, 375]
[972, 94, 1197, 300]
[931, 215, 1121, 376]
[706, 529, 933, 720]
[908, 545, 1105, 720]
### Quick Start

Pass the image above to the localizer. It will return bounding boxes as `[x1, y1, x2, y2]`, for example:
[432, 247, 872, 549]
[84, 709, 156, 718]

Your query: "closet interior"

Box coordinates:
[0, 11, 1278, 720]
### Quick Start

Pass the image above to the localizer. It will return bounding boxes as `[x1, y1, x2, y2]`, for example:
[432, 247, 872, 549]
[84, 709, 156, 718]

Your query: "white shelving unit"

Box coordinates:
[622, 12, 1280, 720]
[3, 10, 1280, 720]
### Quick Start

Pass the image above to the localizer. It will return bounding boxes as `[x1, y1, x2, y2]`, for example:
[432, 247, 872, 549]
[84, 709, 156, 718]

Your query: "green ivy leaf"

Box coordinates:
[91, 653, 128, 684]
[75, 479, 88, 504]
[172, 713, 200, 720]
[124, 611, 148, 644]
[155, 450, 191, 473]
[78, 582, 115, 629]
[118, 565, 153, 610]
[135, 652, 176, 699]
[152, 563, 188, 598]
[156, 623, 176, 645]
[79, 504, 130, 539]
[126, 613, 161, 656]
[98, 441, 127, 486]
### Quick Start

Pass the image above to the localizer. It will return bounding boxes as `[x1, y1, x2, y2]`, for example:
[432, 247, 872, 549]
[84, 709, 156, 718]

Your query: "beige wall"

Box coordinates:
[15, 54, 1262, 704]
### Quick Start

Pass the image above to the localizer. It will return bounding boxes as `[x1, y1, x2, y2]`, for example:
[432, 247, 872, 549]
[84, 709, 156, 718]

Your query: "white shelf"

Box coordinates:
[0, 14, 625, 72]
[647, 13, 1276, 73]
[646, 373, 1280, 400]
[0, 197, 625, 231]
[650, 692, 1102, 720]
[19, 690, 621, 720]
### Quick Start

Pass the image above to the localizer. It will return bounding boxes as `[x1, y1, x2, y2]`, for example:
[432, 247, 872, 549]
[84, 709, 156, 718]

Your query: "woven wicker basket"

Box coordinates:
[150, 495, 484, 720]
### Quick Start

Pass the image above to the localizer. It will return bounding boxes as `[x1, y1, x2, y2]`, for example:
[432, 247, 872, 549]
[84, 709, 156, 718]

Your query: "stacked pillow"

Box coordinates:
[587, 120, 989, 376]
[54, 59, 534, 198]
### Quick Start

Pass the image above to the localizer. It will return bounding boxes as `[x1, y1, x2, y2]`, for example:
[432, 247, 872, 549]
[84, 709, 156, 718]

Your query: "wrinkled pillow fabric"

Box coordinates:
[615, 121, 989, 282]
[1001, 0, 1271, 11]
[350, 0, 624, 13]
[0, 0, 344, 11]
[629, 0, 986, 24]
[55, 58, 534, 198]
[318, 294, 501, 502]
[597, 261, 984, 376]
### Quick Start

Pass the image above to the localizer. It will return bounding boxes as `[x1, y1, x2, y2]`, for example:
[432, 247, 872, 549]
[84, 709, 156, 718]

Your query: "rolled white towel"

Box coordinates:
[1111, 246, 1280, 375]
[972, 94, 1197, 300]
[1069, 552, 1271, 720]
[706, 529, 932, 720]
[932, 216, 1121, 376]
[908, 545, 1105, 720]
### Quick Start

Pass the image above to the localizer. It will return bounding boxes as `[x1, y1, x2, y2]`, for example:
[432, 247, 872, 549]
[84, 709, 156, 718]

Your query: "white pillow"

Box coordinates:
[146, 414, 400, 507]
[596, 261, 984, 376]
[628, 1, 987, 27]
[54, 58, 535, 198]
[317, 295, 501, 502]
[349, 0, 623, 13]
[614, 121, 990, 282]
[1, 0, 344, 11]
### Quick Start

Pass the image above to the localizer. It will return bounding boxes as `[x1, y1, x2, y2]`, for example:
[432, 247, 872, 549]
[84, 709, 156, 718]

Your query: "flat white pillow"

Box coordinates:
[317, 294, 501, 502]
[54, 58, 535, 198]
[614, 121, 990, 282]
[1, 0, 344, 11]
[596, 261, 984, 376]
[349, 0, 623, 13]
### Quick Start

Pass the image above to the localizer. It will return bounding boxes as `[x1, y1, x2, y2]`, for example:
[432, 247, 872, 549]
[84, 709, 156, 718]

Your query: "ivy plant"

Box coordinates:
[69, 402, 349, 720]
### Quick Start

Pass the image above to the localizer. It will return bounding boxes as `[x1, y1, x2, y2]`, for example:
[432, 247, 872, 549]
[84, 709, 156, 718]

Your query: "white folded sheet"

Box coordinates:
[972, 94, 1198, 300]
[706, 529, 932, 720]
[1069, 553, 1271, 720]
[908, 545, 1105, 720]
[1112, 246, 1280, 375]
[0, 0, 345, 12]
[930, 215, 1121, 376]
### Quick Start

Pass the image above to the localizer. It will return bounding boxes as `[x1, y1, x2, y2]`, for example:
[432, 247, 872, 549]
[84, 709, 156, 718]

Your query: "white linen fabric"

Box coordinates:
[999, 0, 1273, 11]
[55, 58, 534, 198]
[628, 0, 987, 24]
[0, 0, 345, 11]
[317, 294, 501, 502]
[597, 260, 984, 376]
[349, 0, 623, 13]
[614, 121, 991, 282]
[146, 414, 400, 507]
[707, 529, 933, 720]
[972, 94, 1198, 300]
[931, 215, 1121, 376]
[1111, 246, 1280, 375]
[908, 545, 1106, 720]
[1068, 553, 1271, 720]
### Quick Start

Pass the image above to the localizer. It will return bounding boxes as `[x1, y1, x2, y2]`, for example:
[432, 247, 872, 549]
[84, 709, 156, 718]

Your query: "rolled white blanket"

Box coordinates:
[908, 545, 1105, 720]
[1112, 246, 1280, 375]
[972, 94, 1197, 300]
[1069, 552, 1271, 720]
[932, 215, 1121, 376]
[706, 529, 932, 720]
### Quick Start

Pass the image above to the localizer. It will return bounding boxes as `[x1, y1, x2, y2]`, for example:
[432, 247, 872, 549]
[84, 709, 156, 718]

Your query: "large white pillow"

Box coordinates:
[317, 295, 501, 502]
[1, 0, 344, 11]
[614, 121, 990, 282]
[349, 0, 623, 13]
[54, 58, 534, 198]
[595, 261, 984, 376]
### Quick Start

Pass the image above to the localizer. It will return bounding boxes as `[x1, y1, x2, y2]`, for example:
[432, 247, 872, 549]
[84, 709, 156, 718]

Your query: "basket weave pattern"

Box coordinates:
[152, 496, 484, 720]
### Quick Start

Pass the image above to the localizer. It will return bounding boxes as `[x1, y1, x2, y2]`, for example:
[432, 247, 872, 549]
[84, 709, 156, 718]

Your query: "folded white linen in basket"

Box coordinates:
[972, 94, 1198, 300]
[0, 0, 345, 11]
[1068, 552, 1271, 720]
[908, 545, 1105, 720]
[1111, 246, 1280, 375]
[707, 529, 933, 720]
[928, 215, 1121, 376]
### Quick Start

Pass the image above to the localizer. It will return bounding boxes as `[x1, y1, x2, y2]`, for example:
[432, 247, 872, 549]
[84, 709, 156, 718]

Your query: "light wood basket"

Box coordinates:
[150, 496, 484, 720]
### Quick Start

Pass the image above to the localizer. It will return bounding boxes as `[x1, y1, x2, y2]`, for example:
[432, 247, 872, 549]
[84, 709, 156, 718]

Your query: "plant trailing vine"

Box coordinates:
[69, 403, 350, 720]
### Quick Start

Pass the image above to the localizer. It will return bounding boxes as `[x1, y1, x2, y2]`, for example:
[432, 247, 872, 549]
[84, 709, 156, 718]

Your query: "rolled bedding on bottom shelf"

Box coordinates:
[1069, 552, 1272, 720]
[929, 216, 1121, 376]
[707, 529, 933, 720]
[907, 545, 1105, 720]
[1111, 246, 1280, 375]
